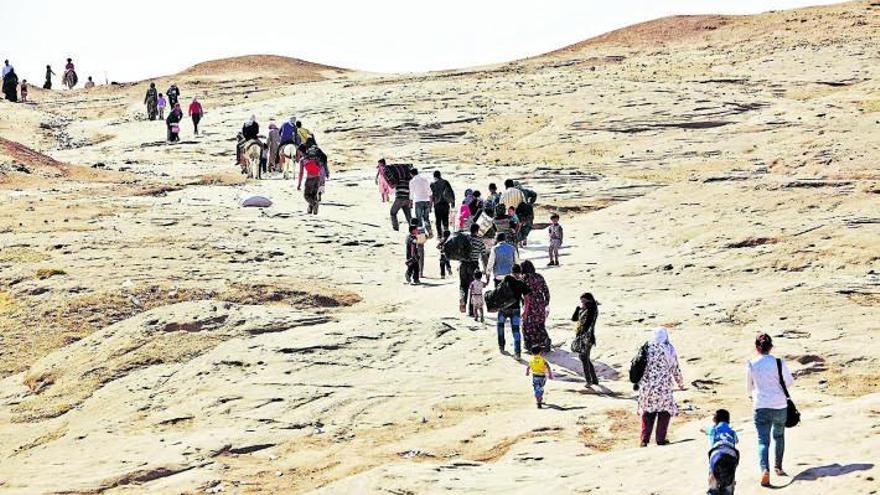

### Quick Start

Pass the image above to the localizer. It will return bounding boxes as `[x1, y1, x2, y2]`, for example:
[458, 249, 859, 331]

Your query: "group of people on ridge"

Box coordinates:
[144, 82, 202, 142]
[1, 58, 92, 103]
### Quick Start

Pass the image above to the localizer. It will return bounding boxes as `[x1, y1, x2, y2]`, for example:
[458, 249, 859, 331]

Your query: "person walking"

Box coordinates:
[500, 179, 525, 210]
[496, 264, 530, 359]
[266, 119, 280, 174]
[44, 65, 55, 89]
[404, 224, 421, 285]
[430, 171, 455, 237]
[166, 83, 180, 107]
[747, 333, 795, 487]
[2, 68, 19, 102]
[157, 93, 167, 119]
[19, 79, 28, 102]
[488, 232, 519, 287]
[638, 327, 686, 447]
[2, 60, 13, 79]
[521, 260, 551, 353]
[376, 159, 392, 203]
[144, 83, 158, 120]
[84, 76, 95, 89]
[571, 292, 599, 386]
[165, 103, 183, 142]
[548, 213, 564, 266]
[188, 97, 203, 135]
[459, 223, 487, 315]
[409, 168, 433, 238]
[526, 348, 555, 409]
[390, 175, 412, 231]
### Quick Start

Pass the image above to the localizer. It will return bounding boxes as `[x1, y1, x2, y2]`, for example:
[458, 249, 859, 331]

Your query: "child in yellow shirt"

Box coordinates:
[525, 347, 554, 408]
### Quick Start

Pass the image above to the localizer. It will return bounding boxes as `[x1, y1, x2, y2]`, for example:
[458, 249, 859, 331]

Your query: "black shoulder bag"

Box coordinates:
[776, 358, 801, 427]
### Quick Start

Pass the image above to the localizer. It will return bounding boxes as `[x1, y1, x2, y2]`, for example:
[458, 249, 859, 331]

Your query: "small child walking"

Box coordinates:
[405, 224, 421, 285]
[526, 348, 554, 408]
[20, 80, 28, 102]
[702, 409, 740, 495]
[469, 270, 486, 322]
[438, 231, 452, 279]
[548, 213, 564, 266]
[157, 93, 167, 119]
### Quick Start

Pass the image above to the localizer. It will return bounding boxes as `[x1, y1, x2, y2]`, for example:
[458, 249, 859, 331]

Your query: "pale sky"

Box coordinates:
[1, 0, 842, 84]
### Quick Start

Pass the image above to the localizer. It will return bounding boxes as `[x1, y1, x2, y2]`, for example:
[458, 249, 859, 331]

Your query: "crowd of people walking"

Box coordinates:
[1, 57, 95, 102]
[376, 160, 799, 492]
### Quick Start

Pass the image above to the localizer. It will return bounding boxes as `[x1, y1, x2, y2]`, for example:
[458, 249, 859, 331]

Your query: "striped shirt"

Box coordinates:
[395, 182, 410, 201]
[468, 234, 486, 264]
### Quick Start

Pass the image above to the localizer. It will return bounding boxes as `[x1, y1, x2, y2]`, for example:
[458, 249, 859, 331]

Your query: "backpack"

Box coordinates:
[515, 201, 534, 219]
[629, 342, 649, 390]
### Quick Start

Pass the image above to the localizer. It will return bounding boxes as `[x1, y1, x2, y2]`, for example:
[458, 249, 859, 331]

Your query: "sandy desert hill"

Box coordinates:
[0, 1, 878, 494]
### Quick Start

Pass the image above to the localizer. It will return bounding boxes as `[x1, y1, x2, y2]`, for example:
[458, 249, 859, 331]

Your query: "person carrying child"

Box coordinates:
[703, 409, 739, 495]
[438, 231, 452, 279]
[469, 270, 487, 323]
[548, 213, 563, 266]
[525, 347, 554, 408]
[405, 224, 421, 285]
[157, 93, 167, 119]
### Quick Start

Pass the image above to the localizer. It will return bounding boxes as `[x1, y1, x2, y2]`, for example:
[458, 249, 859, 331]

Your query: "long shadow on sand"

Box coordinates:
[544, 348, 620, 382]
[792, 463, 874, 482]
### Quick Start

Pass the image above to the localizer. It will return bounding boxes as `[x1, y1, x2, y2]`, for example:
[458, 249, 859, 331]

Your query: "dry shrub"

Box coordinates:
[35, 268, 66, 280]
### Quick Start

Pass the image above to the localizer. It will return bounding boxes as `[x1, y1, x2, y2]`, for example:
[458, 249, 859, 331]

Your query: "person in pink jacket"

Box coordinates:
[375, 159, 392, 202]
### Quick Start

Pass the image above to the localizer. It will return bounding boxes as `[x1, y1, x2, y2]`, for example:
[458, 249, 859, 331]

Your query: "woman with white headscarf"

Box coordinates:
[637, 327, 686, 447]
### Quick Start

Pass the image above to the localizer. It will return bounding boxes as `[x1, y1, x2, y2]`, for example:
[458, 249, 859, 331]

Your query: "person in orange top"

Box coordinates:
[188, 98, 203, 135]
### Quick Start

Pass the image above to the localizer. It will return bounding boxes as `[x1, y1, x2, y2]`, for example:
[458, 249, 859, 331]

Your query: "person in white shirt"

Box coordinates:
[2, 60, 12, 78]
[500, 178, 525, 210]
[747, 333, 794, 488]
[409, 168, 433, 238]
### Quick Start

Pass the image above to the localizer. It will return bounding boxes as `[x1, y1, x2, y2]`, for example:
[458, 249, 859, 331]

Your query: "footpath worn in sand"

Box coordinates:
[0, 2, 878, 494]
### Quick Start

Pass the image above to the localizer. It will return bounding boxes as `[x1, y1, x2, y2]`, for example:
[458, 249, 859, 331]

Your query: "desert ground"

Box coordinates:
[0, 2, 878, 494]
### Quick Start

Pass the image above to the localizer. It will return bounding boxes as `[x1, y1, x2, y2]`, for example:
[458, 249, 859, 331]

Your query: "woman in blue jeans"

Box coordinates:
[747, 333, 795, 487]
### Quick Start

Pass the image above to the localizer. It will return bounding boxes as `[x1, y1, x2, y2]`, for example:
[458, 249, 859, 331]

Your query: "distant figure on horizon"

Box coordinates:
[2, 68, 19, 102]
[44, 65, 55, 89]
[84, 76, 95, 89]
[144, 82, 158, 120]
[188, 97, 203, 135]
[63, 58, 77, 88]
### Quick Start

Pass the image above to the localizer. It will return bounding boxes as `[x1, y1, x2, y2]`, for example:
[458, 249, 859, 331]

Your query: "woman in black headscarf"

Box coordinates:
[571, 292, 599, 386]
[3, 69, 19, 102]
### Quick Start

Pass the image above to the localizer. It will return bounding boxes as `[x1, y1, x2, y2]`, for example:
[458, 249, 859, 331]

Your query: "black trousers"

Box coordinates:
[434, 202, 451, 236]
[406, 259, 420, 283]
[192, 113, 201, 133]
[440, 256, 452, 278]
[459, 261, 477, 308]
[579, 346, 599, 385]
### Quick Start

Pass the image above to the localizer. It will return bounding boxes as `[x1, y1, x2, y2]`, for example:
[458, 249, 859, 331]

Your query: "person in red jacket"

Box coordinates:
[188, 98, 203, 135]
[298, 148, 323, 214]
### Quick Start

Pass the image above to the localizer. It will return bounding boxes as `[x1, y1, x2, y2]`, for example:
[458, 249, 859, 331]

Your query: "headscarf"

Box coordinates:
[462, 188, 473, 205]
[652, 327, 678, 365]
[247, 114, 256, 125]
[268, 119, 277, 130]
[289, 115, 296, 124]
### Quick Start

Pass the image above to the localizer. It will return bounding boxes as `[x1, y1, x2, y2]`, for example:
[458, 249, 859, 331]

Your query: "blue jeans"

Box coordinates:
[754, 408, 787, 472]
[414, 201, 432, 235]
[497, 310, 521, 355]
[532, 374, 547, 400]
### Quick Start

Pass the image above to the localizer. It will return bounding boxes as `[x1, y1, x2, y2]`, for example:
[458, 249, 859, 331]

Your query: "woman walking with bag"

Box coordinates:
[747, 333, 796, 487]
[637, 327, 686, 447]
[571, 292, 598, 387]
